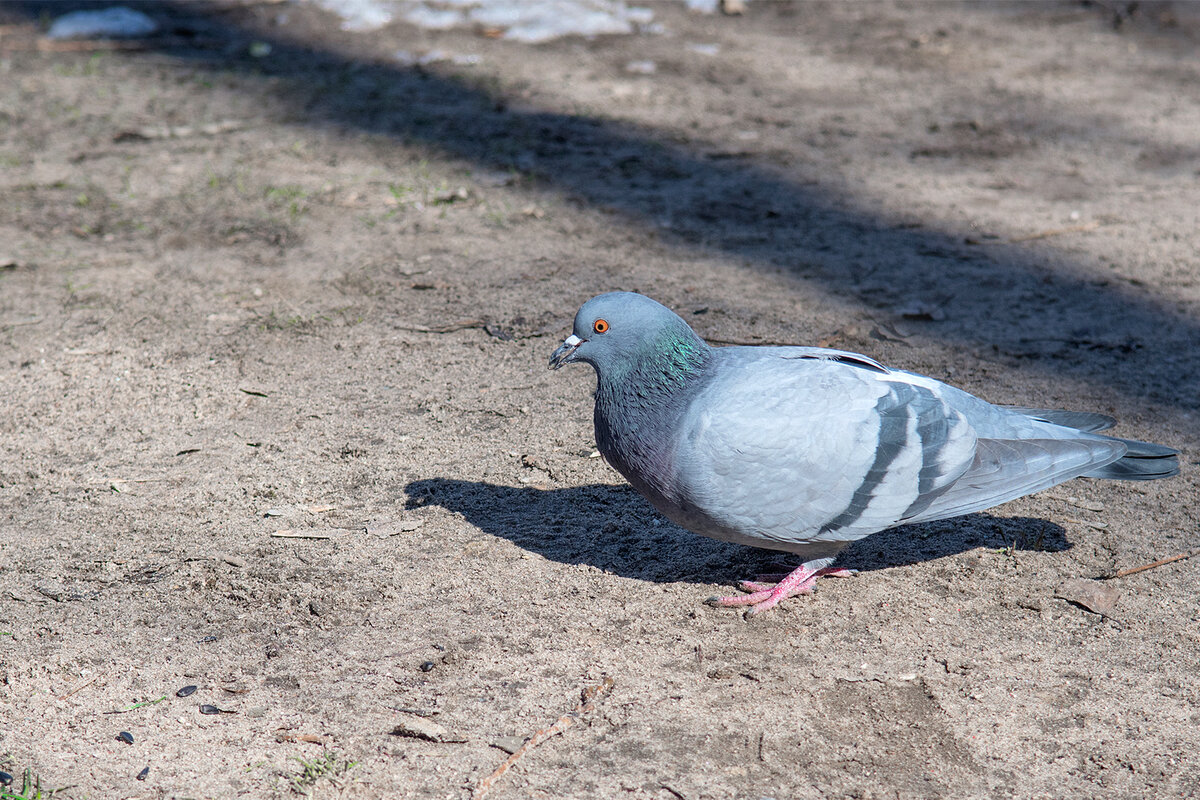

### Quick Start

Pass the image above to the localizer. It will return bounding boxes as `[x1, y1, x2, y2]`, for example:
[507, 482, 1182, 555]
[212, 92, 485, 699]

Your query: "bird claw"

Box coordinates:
[707, 562, 855, 616]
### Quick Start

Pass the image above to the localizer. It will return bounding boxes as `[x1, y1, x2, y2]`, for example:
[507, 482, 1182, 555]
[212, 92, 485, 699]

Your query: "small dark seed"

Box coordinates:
[0, 771, 12, 787]
[117, 731, 134, 744]
[199, 704, 221, 715]
[176, 685, 198, 698]
[419, 661, 435, 672]
[136, 766, 149, 781]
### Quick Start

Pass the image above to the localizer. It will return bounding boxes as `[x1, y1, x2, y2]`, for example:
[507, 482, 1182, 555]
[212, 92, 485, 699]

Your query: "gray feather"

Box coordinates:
[1003, 406, 1117, 433]
[902, 437, 1125, 525]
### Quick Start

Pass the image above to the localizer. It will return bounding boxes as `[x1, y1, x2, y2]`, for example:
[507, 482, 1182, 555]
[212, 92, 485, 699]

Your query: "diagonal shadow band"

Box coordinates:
[7, 1, 1200, 416]
[405, 477, 1069, 587]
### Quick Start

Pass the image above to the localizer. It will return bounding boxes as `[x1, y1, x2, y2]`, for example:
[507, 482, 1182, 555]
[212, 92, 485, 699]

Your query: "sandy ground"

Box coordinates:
[1, 1, 1198, 798]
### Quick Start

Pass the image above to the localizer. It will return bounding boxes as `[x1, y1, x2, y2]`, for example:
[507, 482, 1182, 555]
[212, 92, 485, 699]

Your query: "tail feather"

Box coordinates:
[1084, 436, 1180, 480]
[1008, 406, 1179, 481]
[1005, 406, 1116, 433]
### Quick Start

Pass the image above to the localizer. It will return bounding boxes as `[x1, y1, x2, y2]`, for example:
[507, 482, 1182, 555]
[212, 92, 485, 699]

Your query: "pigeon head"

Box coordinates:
[549, 292, 710, 384]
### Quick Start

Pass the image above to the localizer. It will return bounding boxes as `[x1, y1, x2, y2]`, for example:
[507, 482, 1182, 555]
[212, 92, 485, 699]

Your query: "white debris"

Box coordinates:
[402, 5, 464, 30]
[47, 7, 158, 40]
[309, 0, 660, 43]
[395, 48, 481, 66]
[314, 0, 395, 31]
[470, 2, 639, 43]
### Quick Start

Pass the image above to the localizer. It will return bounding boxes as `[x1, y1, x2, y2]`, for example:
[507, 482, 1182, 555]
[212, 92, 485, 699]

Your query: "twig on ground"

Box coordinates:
[1100, 547, 1200, 580]
[472, 676, 614, 800]
[394, 319, 486, 334]
[277, 732, 326, 745]
[1008, 221, 1100, 243]
[270, 529, 358, 539]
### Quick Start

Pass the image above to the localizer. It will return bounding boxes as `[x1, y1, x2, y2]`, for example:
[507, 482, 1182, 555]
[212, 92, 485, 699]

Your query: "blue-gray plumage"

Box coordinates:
[549, 292, 1179, 615]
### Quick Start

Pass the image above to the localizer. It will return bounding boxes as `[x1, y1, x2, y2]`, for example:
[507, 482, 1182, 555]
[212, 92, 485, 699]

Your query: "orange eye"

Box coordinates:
[592, 319, 609, 334]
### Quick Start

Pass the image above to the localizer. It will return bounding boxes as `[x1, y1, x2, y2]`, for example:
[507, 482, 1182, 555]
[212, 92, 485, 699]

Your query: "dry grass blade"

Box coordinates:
[56, 674, 100, 701]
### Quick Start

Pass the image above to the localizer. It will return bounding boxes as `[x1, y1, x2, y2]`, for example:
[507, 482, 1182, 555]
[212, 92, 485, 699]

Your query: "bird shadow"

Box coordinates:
[404, 478, 1070, 586]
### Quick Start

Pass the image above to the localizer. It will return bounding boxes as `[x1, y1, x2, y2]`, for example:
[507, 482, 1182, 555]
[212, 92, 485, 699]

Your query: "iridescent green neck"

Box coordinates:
[599, 325, 711, 401]
[644, 328, 710, 386]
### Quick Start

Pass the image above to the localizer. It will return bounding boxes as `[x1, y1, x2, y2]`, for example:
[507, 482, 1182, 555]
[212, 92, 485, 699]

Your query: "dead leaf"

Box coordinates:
[1055, 578, 1120, 617]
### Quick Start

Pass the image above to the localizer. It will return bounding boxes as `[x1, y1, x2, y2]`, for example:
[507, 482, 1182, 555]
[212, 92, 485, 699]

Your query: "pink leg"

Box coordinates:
[707, 559, 855, 617]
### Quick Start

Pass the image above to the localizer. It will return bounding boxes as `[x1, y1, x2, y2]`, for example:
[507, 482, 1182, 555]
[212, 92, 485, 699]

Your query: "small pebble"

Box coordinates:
[199, 704, 221, 715]
[0, 771, 12, 786]
[177, 685, 198, 698]
[136, 766, 149, 781]
[117, 731, 134, 744]
[419, 661, 436, 672]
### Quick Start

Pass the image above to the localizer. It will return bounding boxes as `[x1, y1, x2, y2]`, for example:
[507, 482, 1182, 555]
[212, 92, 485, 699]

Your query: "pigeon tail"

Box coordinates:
[1083, 435, 1179, 480]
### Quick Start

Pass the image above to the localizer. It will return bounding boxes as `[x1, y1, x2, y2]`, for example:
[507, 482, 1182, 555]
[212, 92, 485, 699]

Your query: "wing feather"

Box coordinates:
[671, 353, 977, 549]
[902, 437, 1125, 524]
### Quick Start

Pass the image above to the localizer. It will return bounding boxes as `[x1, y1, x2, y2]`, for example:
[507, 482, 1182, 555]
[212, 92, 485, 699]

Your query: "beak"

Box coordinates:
[549, 334, 584, 369]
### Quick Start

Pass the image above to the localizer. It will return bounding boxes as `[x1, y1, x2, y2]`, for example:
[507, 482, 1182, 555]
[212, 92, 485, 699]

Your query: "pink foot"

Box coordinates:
[707, 560, 856, 617]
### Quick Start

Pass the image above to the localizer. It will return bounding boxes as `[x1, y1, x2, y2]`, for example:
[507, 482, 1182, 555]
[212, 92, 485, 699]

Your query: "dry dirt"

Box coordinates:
[1, 1, 1198, 798]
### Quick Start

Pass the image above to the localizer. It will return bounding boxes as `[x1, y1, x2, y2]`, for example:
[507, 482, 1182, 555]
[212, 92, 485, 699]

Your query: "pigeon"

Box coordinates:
[549, 292, 1179, 616]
